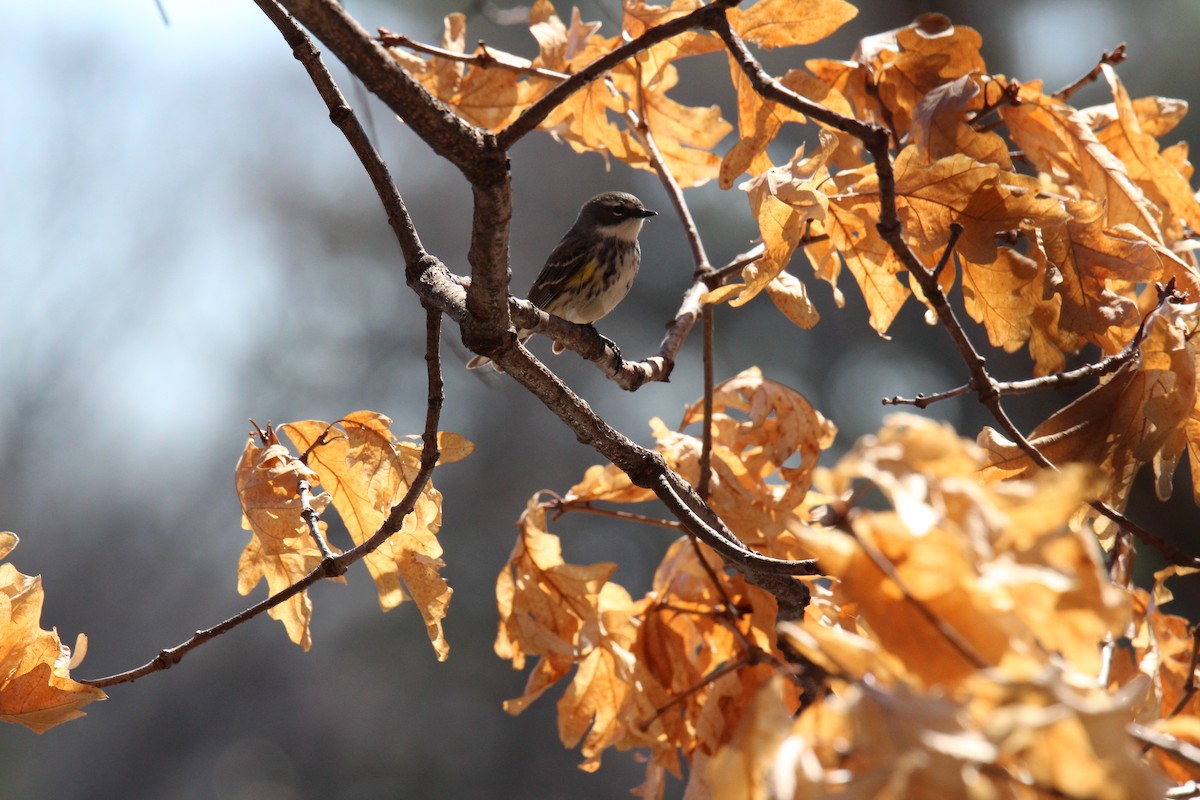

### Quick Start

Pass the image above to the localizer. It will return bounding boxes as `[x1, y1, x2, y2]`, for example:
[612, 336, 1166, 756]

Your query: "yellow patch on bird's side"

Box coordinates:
[565, 259, 598, 290]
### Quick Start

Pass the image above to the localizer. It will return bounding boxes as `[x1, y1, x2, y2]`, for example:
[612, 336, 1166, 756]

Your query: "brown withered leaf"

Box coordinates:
[826, 146, 1068, 334]
[980, 299, 1198, 522]
[531, 0, 604, 69]
[281, 412, 467, 661]
[764, 269, 820, 328]
[622, 0, 722, 61]
[840, 147, 1069, 270]
[637, 538, 785, 768]
[1122, 586, 1200, 781]
[1094, 65, 1200, 243]
[960, 244, 1040, 354]
[0, 533, 106, 733]
[702, 673, 801, 800]
[387, 14, 467, 99]
[873, 16, 987, 136]
[495, 496, 619, 694]
[720, 55, 853, 189]
[657, 367, 836, 556]
[825, 197, 911, 334]
[555, 582, 652, 772]
[910, 74, 1012, 168]
[529, 0, 731, 187]
[495, 498, 661, 771]
[728, 0, 858, 51]
[235, 427, 332, 651]
[809, 15, 986, 138]
[1002, 82, 1161, 238]
[720, 133, 839, 315]
[1039, 200, 1162, 357]
[615, 58, 731, 187]
[796, 415, 1126, 684]
[1131, 95, 1189, 139]
[385, 4, 599, 133]
[563, 463, 657, 505]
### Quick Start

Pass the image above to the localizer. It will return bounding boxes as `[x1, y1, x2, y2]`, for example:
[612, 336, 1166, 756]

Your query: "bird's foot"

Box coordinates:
[587, 325, 622, 365]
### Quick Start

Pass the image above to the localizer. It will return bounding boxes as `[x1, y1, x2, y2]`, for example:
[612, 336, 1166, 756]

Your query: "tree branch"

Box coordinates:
[81, 306, 448, 688]
[377, 29, 571, 82]
[274, 0, 488, 178]
[1053, 43, 1127, 102]
[498, 0, 743, 150]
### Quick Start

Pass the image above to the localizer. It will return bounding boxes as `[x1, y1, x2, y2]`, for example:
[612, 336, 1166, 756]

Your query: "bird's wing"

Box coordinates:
[526, 238, 595, 309]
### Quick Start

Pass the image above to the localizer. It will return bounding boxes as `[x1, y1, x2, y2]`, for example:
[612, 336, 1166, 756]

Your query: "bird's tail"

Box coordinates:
[466, 333, 533, 371]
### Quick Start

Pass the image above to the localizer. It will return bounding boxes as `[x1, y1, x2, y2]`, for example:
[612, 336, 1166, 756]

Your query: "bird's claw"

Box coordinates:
[588, 325, 623, 365]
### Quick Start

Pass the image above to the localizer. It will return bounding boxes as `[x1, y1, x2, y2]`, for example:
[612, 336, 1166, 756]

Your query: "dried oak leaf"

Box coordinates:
[808, 14, 985, 138]
[827, 146, 1068, 334]
[979, 299, 1198, 524]
[713, 131, 842, 324]
[494, 498, 658, 771]
[909, 74, 1013, 169]
[0, 532, 106, 733]
[1002, 81, 1161, 238]
[281, 412, 469, 661]
[719, 57, 852, 189]
[235, 427, 333, 651]
[1093, 65, 1200, 245]
[656, 367, 836, 557]
[728, 0, 857, 51]
[792, 415, 1126, 686]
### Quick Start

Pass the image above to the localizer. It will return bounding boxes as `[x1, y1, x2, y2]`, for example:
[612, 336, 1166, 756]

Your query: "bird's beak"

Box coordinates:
[636, 208, 657, 218]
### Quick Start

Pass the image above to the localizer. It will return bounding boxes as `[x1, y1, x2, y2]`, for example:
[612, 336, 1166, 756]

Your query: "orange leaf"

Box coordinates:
[0, 533, 106, 732]
[282, 412, 467, 661]
[1095, 65, 1200, 243]
[1002, 83, 1160, 237]
[235, 428, 331, 651]
[729, 0, 857, 50]
[980, 299, 1198, 524]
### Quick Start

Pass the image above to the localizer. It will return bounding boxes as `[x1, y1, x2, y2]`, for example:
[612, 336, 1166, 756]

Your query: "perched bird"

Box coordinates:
[467, 191, 656, 370]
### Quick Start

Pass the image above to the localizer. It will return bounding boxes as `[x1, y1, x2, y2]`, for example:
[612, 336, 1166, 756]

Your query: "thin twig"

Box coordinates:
[622, 87, 721, 495]
[637, 655, 754, 732]
[1131, 723, 1200, 769]
[377, 29, 571, 81]
[965, 79, 1022, 127]
[699, 307, 715, 501]
[708, 243, 764, 286]
[1053, 43, 1128, 102]
[298, 478, 336, 559]
[543, 497, 682, 531]
[1094, 501, 1200, 569]
[931, 222, 963, 281]
[885, 284, 1178, 407]
[685, 535, 755, 653]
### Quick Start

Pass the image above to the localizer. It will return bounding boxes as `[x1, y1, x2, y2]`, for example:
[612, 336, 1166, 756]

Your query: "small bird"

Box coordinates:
[467, 191, 656, 370]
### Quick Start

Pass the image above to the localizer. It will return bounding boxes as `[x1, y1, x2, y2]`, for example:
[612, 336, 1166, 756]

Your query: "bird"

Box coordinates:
[467, 191, 656, 370]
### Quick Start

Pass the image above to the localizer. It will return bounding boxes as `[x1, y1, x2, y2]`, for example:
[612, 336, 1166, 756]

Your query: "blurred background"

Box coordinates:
[4, 1, 1200, 797]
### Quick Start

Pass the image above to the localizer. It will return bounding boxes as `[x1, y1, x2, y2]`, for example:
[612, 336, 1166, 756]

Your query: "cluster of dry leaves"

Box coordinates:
[1, 412, 472, 730]
[383, 0, 1200, 796]
[6, 1, 1200, 798]
[496, 370, 1195, 797]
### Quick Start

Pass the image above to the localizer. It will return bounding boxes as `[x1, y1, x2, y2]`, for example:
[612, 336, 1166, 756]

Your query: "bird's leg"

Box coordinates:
[587, 324, 622, 364]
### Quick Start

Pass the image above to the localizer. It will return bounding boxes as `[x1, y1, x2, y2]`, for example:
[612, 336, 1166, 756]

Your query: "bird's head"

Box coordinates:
[577, 192, 657, 241]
